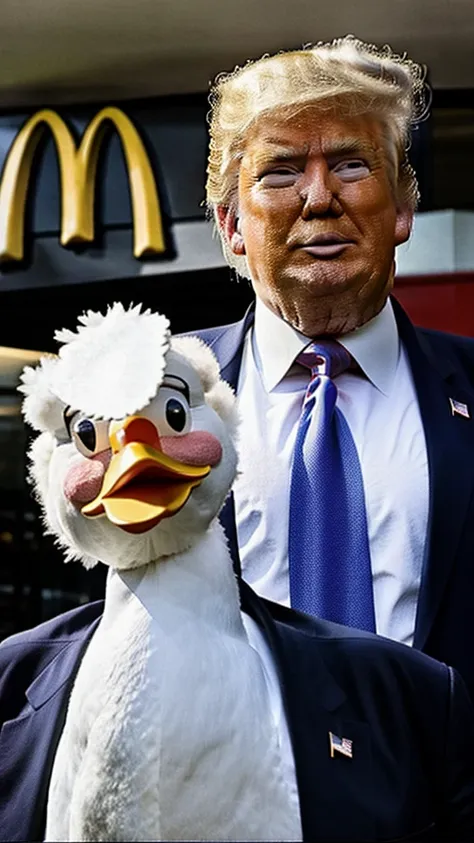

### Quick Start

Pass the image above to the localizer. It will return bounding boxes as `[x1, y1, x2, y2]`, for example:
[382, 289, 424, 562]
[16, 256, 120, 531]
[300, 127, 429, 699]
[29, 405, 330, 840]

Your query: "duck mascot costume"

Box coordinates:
[19, 303, 301, 842]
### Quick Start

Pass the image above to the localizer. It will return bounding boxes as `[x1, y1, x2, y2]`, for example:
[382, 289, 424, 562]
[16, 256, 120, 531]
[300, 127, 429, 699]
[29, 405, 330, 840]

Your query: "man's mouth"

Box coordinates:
[299, 233, 355, 258]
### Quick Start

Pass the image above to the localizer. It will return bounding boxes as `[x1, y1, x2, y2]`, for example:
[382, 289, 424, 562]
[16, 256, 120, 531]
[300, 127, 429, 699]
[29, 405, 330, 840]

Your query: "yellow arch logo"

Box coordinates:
[0, 106, 166, 263]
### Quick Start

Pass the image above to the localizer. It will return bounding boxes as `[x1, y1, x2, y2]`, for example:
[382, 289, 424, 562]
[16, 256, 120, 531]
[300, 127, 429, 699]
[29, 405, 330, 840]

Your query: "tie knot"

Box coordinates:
[297, 340, 352, 379]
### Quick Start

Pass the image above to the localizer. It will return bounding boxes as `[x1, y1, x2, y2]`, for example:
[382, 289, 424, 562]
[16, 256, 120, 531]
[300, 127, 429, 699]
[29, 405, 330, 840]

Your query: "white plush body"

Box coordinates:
[20, 305, 302, 842]
[45, 524, 301, 842]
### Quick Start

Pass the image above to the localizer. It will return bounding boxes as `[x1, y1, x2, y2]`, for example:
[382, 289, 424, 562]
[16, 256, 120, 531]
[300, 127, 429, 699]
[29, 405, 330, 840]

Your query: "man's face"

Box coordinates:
[225, 107, 412, 336]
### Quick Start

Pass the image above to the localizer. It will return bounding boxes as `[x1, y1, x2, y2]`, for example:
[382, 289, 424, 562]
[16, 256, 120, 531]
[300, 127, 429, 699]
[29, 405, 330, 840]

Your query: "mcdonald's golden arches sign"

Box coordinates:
[0, 106, 166, 264]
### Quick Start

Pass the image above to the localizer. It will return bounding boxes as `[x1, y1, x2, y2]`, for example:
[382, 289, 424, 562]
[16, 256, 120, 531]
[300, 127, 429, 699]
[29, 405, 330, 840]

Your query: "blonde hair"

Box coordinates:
[206, 35, 430, 275]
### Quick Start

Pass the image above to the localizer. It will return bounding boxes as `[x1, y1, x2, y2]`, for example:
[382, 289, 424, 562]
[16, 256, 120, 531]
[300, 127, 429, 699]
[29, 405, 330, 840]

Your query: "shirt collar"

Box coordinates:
[252, 296, 400, 396]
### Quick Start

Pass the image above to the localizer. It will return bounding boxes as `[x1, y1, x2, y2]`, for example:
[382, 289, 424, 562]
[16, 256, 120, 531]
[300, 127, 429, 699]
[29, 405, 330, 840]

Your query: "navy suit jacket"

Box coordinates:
[190, 297, 474, 701]
[1, 579, 474, 842]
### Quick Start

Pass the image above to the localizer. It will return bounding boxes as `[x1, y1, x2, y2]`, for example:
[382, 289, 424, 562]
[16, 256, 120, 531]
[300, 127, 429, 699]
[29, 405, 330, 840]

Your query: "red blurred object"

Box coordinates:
[394, 273, 474, 337]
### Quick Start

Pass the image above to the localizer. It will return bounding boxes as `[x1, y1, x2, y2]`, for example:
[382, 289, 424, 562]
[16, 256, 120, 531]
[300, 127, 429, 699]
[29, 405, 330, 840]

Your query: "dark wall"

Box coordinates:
[0, 266, 254, 352]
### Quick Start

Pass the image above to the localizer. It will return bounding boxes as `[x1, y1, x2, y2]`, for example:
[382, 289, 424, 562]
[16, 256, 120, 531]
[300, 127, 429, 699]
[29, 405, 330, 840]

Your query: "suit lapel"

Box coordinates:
[0, 617, 101, 842]
[212, 305, 255, 577]
[215, 304, 255, 391]
[219, 493, 241, 576]
[241, 583, 376, 842]
[393, 298, 474, 650]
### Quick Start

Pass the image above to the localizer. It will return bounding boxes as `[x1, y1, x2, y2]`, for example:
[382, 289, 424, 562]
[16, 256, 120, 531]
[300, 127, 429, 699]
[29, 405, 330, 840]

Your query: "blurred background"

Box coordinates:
[0, 0, 473, 639]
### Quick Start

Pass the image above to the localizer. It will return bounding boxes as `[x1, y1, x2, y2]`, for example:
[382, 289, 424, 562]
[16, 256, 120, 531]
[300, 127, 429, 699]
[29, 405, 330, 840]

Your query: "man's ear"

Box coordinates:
[394, 205, 414, 247]
[216, 205, 246, 255]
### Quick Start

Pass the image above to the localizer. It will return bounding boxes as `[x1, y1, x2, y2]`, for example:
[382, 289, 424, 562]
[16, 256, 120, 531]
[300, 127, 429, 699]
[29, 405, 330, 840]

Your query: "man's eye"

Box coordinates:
[334, 160, 370, 180]
[259, 169, 299, 186]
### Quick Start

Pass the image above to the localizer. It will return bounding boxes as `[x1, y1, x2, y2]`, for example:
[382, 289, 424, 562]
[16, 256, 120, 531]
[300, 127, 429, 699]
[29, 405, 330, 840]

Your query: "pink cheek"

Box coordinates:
[63, 450, 112, 506]
[161, 431, 222, 466]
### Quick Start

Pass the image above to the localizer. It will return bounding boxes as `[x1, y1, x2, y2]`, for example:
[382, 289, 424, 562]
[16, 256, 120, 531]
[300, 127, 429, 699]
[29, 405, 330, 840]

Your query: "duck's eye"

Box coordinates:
[143, 387, 191, 437]
[165, 398, 187, 432]
[76, 419, 96, 450]
[71, 417, 110, 458]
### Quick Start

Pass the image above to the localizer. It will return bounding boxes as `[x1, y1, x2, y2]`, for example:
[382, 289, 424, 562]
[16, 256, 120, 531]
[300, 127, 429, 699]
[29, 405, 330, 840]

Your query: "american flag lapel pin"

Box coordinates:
[449, 398, 470, 419]
[328, 731, 353, 760]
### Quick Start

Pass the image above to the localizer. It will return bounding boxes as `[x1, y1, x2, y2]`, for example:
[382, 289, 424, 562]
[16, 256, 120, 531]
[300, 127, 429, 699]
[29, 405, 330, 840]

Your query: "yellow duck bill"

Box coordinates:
[81, 442, 211, 534]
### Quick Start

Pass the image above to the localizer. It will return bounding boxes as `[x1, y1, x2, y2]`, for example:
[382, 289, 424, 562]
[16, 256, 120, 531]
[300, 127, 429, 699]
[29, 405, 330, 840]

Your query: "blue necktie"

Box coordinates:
[288, 341, 376, 632]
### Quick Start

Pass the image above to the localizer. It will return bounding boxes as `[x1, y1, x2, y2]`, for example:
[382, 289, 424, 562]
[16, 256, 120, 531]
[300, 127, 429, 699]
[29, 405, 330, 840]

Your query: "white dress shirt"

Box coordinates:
[234, 297, 429, 645]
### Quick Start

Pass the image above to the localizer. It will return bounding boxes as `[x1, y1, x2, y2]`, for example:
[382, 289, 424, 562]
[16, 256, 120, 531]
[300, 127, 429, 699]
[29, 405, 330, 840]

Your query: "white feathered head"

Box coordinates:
[19, 303, 238, 570]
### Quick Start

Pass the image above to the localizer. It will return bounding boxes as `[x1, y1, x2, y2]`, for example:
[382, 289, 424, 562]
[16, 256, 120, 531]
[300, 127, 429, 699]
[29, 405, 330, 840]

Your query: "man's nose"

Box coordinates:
[300, 162, 341, 218]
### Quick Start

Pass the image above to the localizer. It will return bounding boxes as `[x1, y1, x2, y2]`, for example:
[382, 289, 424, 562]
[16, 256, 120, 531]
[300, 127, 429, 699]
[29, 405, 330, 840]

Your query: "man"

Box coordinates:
[192, 36, 474, 699]
[2, 36, 474, 843]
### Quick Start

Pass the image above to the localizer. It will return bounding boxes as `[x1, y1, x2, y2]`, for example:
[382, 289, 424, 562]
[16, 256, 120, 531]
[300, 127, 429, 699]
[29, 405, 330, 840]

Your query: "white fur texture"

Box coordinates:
[171, 335, 238, 437]
[53, 303, 170, 419]
[45, 526, 301, 842]
[20, 310, 240, 571]
[23, 305, 301, 842]
[20, 303, 171, 424]
[19, 357, 65, 435]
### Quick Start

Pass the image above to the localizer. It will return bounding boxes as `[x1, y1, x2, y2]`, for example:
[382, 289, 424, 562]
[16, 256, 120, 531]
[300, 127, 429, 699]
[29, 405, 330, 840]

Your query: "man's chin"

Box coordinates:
[280, 263, 366, 298]
[266, 272, 389, 336]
